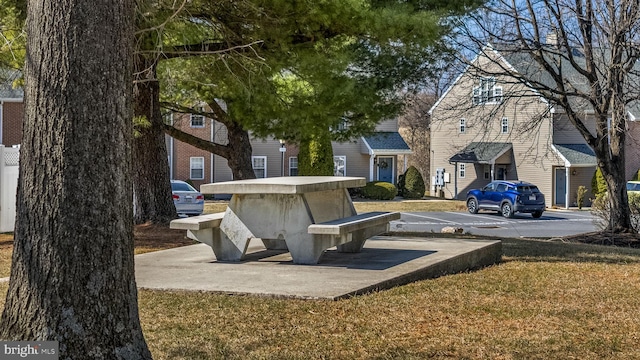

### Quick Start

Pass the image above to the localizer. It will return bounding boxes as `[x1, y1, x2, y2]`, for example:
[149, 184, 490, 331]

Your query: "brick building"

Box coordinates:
[0, 69, 23, 146]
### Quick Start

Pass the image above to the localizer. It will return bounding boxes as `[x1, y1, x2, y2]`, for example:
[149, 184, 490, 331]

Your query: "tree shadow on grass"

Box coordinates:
[500, 237, 640, 265]
[388, 232, 640, 265]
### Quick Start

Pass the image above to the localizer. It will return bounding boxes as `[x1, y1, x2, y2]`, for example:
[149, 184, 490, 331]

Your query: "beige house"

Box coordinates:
[429, 45, 640, 208]
[169, 115, 412, 191]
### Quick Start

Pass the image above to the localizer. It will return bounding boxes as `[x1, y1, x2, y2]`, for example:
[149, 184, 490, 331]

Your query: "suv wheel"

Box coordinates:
[501, 202, 514, 218]
[532, 211, 543, 218]
[467, 198, 479, 214]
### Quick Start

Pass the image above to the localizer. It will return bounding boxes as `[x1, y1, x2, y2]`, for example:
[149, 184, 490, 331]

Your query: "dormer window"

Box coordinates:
[473, 77, 502, 105]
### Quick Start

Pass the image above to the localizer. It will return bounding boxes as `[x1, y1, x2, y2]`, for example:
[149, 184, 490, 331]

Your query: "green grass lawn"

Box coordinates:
[1, 200, 639, 359]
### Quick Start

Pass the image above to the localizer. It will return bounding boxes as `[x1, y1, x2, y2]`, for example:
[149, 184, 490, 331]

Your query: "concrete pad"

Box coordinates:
[135, 236, 501, 300]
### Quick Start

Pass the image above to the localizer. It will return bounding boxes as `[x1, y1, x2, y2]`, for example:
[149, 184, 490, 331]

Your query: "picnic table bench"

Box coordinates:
[170, 177, 400, 264]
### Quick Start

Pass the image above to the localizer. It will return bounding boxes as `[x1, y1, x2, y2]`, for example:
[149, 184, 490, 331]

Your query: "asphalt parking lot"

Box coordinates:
[390, 209, 598, 238]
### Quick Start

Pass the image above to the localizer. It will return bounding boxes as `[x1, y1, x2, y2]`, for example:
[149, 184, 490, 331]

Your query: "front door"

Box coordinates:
[555, 168, 566, 206]
[378, 157, 394, 183]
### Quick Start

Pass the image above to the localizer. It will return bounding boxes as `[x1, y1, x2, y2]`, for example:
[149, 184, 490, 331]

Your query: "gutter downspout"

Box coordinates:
[369, 154, 375, 182]
[210, 119, 214, 182]
[0, 101, 3, 144]
[565, 167, 570, 209]
[453, 162, 458, 199]
[403, 154, 407, 173]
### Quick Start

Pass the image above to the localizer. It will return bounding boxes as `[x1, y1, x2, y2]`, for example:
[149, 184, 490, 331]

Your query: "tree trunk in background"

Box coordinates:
[162, 114, 256, 180]
[133, 55, 177, 224]
[225, 120, 257, 180]
[0, 0, 152, 358]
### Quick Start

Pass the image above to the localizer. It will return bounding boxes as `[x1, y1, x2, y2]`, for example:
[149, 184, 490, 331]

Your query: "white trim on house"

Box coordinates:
[252, 156, 267, 178]
[289, 156, 298, 176]
[334, 155, 346, 176]
[190, 157, 205, 180]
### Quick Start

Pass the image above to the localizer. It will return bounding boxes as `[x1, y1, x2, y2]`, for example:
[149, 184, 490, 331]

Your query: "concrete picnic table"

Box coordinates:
[200, 176, 367, 264]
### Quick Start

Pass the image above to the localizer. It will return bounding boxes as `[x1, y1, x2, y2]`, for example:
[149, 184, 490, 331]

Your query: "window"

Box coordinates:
[252, 156, 267, 178]
[190, 107, 205, 128]
[459, 163, 466, 178]
[483, 182, 496, 191]
[484, 164, 490, 179]
[496, 183, 508, 192]
[472, 77, 502, 105]
[289, 157, 298, 176]
[459, 118, 466, 133]
[190, 157, 204, 180]
[334, 156, 346, 176]
[501, 117, 509, 133]
[163, 112, 173, 125]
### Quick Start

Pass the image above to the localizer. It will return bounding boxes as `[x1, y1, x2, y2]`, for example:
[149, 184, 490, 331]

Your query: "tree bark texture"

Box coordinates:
[221, 120, 256, 180]
[592, 109, 633, 233]
[0, 0, 152, 359]
[133, 55, 177, 224]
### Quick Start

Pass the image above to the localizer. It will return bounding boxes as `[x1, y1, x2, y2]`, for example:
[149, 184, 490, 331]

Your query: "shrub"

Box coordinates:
[631, 192, 640, 231]
[591, 167, 608, 197]
[397, 173, 406, 197]
[361, 181, 398, 200]
[632, 169, 640, 181]
[576, 185, 588, 209]
[590, 192, 609, 230]
[402, 166, 425, 199]
[590, 191, 640, 232]
[298, 135, 334, 176]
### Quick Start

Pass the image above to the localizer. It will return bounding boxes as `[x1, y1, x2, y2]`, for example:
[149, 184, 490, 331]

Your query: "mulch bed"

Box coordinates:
[561, 231, 640, 248]
[133, 222, 193, 249]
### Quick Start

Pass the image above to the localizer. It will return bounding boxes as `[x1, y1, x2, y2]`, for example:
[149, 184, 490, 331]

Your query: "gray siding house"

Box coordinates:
[169, 116, 412, 189]
[429, 45, 640, 208]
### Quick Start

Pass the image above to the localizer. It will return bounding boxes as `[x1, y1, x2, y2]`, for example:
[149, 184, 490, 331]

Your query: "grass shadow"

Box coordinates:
[387, 231, 640, 265]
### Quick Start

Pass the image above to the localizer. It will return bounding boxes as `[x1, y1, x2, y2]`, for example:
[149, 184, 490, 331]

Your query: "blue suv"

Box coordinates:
[466, 180, 546, 218]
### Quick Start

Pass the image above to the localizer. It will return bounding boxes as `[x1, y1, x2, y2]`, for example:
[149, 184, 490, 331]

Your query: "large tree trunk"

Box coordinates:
[133, 55, 177, 224]
[0, 0, 152, 358]
[595, 98, 633, 233]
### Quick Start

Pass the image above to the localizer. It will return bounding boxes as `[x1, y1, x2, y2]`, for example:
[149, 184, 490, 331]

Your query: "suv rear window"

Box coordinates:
[517, 185, 540, 193]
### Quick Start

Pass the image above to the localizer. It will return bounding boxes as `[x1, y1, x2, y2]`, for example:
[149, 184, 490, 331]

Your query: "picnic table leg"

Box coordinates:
[337, 223, 390, 253]
[213, 209, 254, 261]
[261, 238, 288, 250]
[286, 232, 344, 264]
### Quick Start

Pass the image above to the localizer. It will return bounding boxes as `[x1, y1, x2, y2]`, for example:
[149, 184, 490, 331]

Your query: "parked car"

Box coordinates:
[171, 180, 204, 216]
[466, 180, 546, 218]
[627, 181, 640, 193]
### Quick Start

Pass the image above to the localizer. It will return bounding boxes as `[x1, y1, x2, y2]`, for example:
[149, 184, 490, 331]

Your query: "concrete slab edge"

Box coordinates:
[331, 240, 502, 300]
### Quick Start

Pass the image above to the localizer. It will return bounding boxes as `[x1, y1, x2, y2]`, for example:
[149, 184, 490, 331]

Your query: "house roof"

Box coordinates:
[449, 142, 512, 164]
[430, 43, 640, 119]
[552, 143, 596, 167]
[499, 46, 640, 119]
[361, 132, 412, 156]
[0, 69, 23, 100]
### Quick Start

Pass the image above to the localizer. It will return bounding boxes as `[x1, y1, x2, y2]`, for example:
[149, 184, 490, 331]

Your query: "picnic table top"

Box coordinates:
[200, 176, 366, 195]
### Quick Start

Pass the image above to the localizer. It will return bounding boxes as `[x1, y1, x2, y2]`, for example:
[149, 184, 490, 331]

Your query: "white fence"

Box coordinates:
[0, 145, 18, 232]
